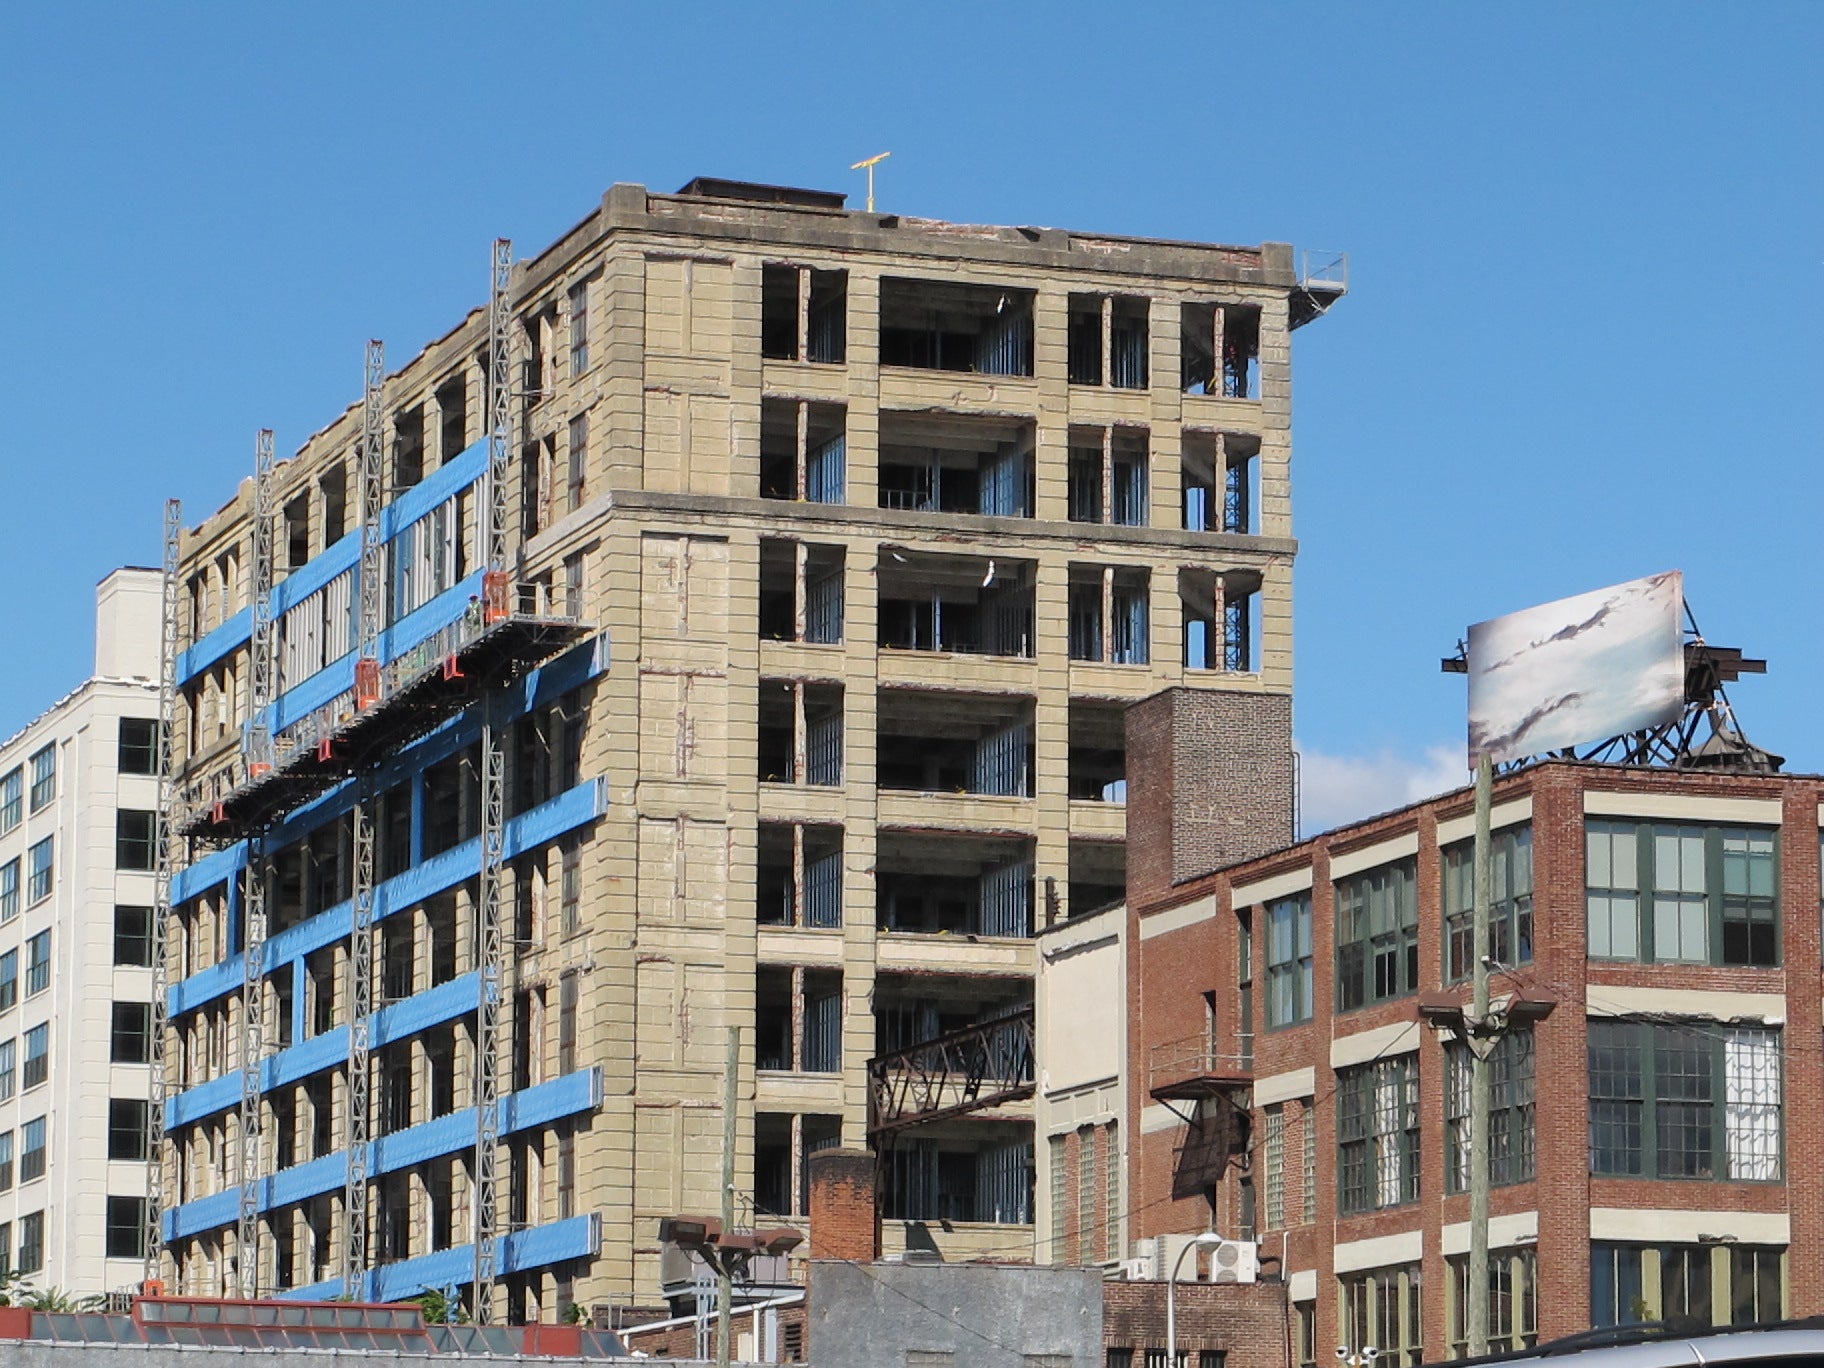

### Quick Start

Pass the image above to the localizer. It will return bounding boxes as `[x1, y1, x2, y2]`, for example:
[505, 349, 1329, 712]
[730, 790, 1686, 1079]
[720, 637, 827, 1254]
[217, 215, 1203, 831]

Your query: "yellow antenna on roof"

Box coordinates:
[850, 152, 892, 212]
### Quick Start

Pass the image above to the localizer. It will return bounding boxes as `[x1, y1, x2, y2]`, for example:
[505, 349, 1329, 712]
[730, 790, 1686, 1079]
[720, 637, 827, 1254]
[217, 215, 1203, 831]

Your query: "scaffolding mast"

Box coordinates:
[145, 498, 183, 1287]
[238, 429, 277, 1298]
[472, 239, 512, 1322]
[343, 341, 385, 1299]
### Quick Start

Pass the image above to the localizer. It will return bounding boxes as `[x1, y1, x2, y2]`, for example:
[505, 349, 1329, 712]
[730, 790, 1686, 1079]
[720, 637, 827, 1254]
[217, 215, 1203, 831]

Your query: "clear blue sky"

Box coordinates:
[4, 3, 1818, 823]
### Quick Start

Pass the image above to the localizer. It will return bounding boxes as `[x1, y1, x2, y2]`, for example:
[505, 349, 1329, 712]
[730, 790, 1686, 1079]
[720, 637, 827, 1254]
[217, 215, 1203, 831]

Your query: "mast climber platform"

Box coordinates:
[152, 241, 591, 1320]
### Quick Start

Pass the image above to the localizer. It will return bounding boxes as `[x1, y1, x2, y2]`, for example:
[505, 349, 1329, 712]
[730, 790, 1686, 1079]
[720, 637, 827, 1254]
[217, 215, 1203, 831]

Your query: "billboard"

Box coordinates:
[1467, 571, 1684, 764]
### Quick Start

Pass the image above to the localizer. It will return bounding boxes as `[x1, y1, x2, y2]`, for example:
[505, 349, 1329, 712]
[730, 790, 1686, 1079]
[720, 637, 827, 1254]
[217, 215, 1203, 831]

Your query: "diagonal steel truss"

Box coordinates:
[866, 1007, 1035, 1140]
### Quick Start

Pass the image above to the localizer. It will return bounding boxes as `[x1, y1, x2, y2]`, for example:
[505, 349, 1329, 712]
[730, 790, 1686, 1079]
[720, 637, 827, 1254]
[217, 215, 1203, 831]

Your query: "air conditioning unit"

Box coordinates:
[1147, 1234, 1196, 1281]
[1114, 1258, 1153, 1282]
[1209, 1238, 1259, 1285]
[1129, 1235, 1260, 1285]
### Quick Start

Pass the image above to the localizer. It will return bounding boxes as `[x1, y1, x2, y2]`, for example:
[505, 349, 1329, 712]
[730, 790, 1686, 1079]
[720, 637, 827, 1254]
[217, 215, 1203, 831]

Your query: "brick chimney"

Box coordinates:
[807, 1148, 878, 1264]
[1124, 687, 1294, 913]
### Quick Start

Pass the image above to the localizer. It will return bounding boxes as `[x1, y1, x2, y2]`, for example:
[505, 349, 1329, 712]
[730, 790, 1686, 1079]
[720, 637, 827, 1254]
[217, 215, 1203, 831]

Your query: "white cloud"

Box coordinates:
[1297, 742, 1469, 836]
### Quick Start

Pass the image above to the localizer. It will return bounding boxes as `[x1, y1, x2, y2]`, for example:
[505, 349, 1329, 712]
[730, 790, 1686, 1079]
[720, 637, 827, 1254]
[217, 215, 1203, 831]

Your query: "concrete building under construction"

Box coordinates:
[152, 177, 1343, 1320]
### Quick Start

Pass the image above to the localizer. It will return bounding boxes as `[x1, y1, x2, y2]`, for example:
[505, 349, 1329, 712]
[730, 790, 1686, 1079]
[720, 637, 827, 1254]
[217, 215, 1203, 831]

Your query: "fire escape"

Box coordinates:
[1147, 1036, 1252, 1201]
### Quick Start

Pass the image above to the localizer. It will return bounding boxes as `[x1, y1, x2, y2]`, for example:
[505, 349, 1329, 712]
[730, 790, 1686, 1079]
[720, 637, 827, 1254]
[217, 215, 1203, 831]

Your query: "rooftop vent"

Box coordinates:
[675, 177, 847, 210]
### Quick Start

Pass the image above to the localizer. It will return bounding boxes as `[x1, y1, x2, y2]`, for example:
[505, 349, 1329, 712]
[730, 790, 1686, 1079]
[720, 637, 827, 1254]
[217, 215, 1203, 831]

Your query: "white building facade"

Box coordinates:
[0, 568, 162, 1297]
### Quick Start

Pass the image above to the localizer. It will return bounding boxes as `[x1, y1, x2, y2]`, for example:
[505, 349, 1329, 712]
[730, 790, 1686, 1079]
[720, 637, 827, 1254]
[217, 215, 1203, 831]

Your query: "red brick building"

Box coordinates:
[1126, 746, 1824, 1364]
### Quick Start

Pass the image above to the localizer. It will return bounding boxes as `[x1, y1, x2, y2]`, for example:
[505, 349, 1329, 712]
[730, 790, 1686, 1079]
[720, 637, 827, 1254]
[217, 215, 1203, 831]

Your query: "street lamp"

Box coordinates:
[657, 1217, 804, 1368]
[1166, 1232, 1229, 1368]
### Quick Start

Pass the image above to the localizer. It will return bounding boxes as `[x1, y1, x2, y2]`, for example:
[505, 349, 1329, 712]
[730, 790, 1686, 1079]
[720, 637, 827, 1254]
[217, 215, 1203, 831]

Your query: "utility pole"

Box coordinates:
[1467, 751, 1493, 1357]
[718, 1025, 739, 1368]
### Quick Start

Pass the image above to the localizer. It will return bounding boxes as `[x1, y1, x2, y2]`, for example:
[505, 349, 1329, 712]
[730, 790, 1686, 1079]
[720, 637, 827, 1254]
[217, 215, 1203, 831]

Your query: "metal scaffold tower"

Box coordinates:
[239, 428, 278, 1298]
[472, 237, 513, 1323]
[145, 498, 184, 1287]
[343, 340, 385, 1300]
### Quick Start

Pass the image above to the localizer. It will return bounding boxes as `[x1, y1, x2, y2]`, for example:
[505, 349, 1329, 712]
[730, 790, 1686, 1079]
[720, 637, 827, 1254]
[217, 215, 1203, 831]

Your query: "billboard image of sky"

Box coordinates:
[1467, 571, 1685, 765]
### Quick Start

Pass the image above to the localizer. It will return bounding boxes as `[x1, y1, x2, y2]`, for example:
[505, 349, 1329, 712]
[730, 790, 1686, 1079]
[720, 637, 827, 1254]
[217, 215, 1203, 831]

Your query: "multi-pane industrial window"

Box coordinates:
[0, 860, 16, 923]
[1445, 1030, 1535, 1192]
[0, 768, 19, 833]
[1447, 1249, 1538, 1354]
[1103, 1122, 1120, 1262]
[1588, 1022, 1781, 1180]
[561, 837, 582, 936]
[106, 1195, 146, 1259]
[1339, 1264, 1423, 1367]
[1262, 1105, 1285, 1230]
[118, 717, 159, 775]
[1235, 912, 1252, 1070]
[114, 905, 154, 966]
[0, 952, 15, 1011]
[1335, 860, 1418, 1012]
[1337, 1055, 1419, 1214]
[558, 972, 578, 1075]
[1048, 1135, 1067, 1263]
[1077, 1126, 1096, 1261]
[1591, 1243, 1785, 1328]
[117, 809, 156, 871]
[23, 1025, 47, 1089]
[390, 497, 459, 621]
[1302, 1102, 1316, 1225]
[25, 932, 49, 996]
[28, 746, 54, 813]
[112, 1002, 153, 1063]
[17, 1211, 42, 1274]
[20, 1117, 45, 1181]
[567, 413, 589, 512]
[1587, 820, 1778, 966]
[109, 1098, 149, 1161]
[0, 1041, 14, 1100]
[1265, 892, 1314, 1027]
[567, 281, 589, 374]
[1443, 826, 1534, 981]
[25, 839, 51, 907]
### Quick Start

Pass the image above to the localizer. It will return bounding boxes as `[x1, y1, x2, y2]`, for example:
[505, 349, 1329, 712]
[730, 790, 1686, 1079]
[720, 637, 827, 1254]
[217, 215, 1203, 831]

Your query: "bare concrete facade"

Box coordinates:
[159, 180, 1334, 1319]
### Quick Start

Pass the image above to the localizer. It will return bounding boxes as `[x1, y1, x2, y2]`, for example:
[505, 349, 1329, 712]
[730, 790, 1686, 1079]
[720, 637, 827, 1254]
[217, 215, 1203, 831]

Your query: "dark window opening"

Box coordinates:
[1067, 566, 1150, 665]
[876, 834, 1034, 938]
[283, 494, 310, 572]
[1182, 302, 1262, 398]
[116, 809, 156, 871]
[1068, 293, 1150, 388]
[757, 680, 844, 786]
[437, 374, 469, 460]
[758, 540, 844, 645]
[879, 278, 1034, 377]
[1068, 839, 1125, 922]
[878, 412, 1034, 519]
[878, 552, 1035, 658]
[757, 823, 844, 928]
[880, 1131, 1033, 1223]
[392, 406, 425, 492]
[320, 465, 348, 545]
[118, 718, 159, 776]
[876, 690, 1033, 798]
[762, 265, 848, 364]
[759, 399, 846, 503]
[1067, 427, 1148, 526]
[1067, 701, 1126, 803]
[1182, 431, 1259, 534]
